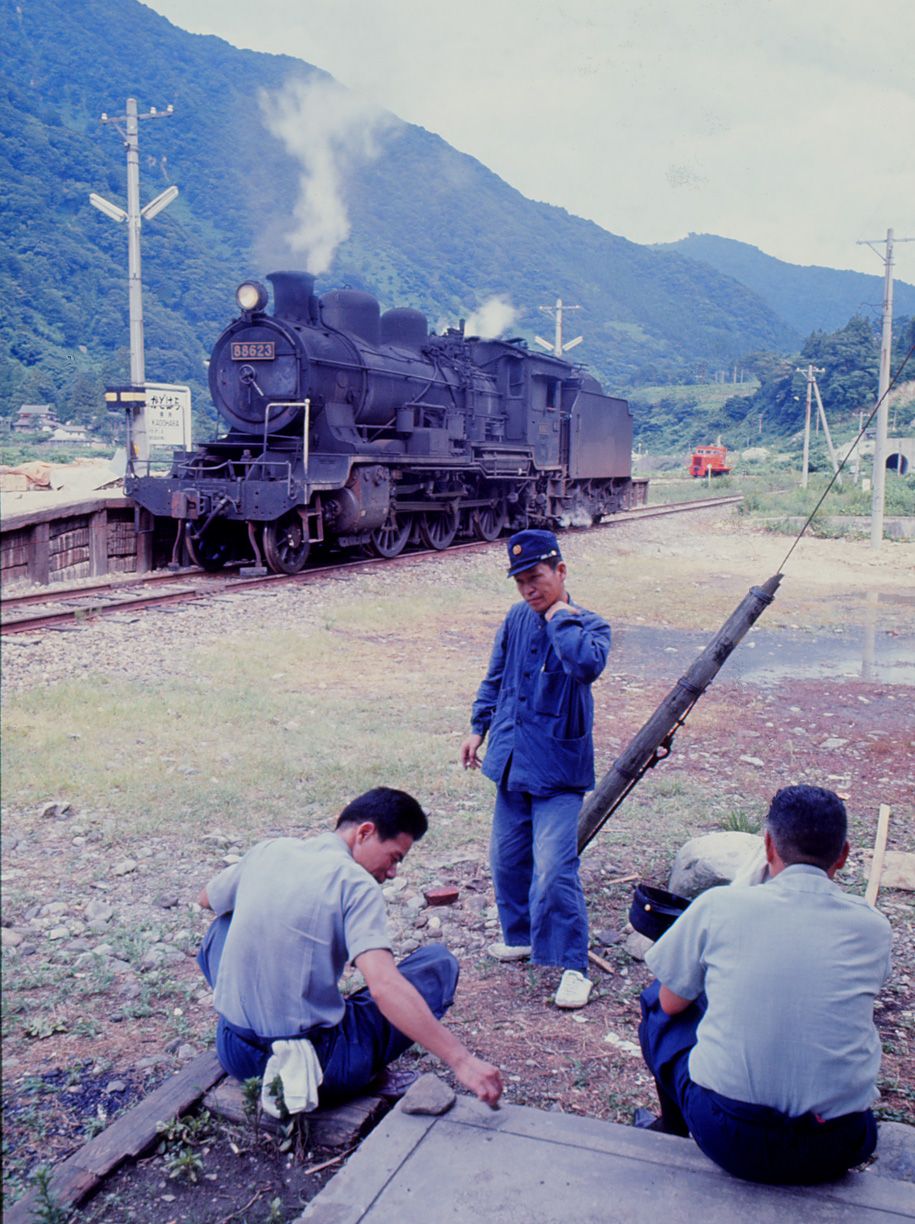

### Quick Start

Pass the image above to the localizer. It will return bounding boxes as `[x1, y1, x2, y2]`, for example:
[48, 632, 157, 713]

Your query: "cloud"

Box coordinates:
[259, 76, 396, 274]
[464, 295, 520, 339]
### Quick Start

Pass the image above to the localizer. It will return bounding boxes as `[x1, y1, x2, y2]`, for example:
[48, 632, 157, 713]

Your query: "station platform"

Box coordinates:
[296, 1093, 915, 1224]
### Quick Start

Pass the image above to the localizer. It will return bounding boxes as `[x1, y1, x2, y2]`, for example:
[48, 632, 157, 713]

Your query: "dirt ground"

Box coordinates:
[2, 510, 913, 1221]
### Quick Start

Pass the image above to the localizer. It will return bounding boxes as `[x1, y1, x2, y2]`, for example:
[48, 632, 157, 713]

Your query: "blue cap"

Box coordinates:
[506, 529, 562, 577]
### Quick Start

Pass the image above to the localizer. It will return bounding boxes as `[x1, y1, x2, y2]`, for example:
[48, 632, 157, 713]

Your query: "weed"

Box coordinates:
[164, 1147, 203, 1183]
[31, 1166, 69, 1224]
[266, 1197, 286, 1224]
[23, 1016, 68, 1040]
[720, 810, 761, 834]
[267, 1074, 311, 1159]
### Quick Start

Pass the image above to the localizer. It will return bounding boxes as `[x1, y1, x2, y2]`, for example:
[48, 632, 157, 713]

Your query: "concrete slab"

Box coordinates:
[295, 1097, 915, 1224]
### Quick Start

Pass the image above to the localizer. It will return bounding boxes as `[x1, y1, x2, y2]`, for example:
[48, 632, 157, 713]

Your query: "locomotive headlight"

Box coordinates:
[236, 281, 268, 313]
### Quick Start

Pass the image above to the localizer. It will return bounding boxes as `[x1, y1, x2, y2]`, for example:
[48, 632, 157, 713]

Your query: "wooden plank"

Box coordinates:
[4, 1052, 225, 1221]
[135, 507, 154, 573]
[27, 521, 49, 585]
[89, 509, 109, 577]
[1, 494, 133, 533]
[865, 804, 892, 908]
[203, 1077, 389, 1148]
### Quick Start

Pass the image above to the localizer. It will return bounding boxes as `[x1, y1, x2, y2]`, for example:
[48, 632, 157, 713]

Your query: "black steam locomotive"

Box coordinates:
[127, 271, 645, 573]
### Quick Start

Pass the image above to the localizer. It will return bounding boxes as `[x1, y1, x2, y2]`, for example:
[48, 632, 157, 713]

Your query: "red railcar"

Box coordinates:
[689, 445, 732, 478]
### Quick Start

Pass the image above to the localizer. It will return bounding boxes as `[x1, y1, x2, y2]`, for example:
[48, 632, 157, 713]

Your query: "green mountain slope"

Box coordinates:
[654, 233, 915, 344]
[0, 0, 872, 431]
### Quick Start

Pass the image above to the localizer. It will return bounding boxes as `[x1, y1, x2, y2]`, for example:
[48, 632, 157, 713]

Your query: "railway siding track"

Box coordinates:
[0, 496, 742, 635]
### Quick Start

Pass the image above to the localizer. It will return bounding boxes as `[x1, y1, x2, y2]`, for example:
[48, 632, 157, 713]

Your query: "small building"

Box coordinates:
[16, 403, 57, 432]
[47, 424, 92, 445]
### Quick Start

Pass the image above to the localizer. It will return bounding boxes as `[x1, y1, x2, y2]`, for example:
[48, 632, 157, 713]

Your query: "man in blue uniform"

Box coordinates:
[637, 785, 891, 1184]
[460, 530, 610, 1009]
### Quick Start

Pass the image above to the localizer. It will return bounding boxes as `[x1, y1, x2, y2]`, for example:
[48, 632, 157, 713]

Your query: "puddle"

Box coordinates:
[613, 624, 915, 688]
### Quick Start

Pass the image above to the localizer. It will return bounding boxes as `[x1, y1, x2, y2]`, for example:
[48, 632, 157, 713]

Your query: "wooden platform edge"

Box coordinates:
[204, 1077, 392, 1149]
[5, 1051, 225, 1223]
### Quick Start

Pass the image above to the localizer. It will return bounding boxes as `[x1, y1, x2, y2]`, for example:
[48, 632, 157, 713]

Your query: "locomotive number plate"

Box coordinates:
[231, 341, 275, 360]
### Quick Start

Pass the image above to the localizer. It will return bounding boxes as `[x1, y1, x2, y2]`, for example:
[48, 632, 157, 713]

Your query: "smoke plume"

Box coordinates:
[259, 77, 395, 275]
[464, 295, 520, 339]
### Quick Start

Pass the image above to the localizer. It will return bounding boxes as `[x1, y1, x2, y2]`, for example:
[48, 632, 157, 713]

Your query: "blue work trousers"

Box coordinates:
[638, 980, 877, 1184]
[490, 786, 589, 972]
[197, 913, 459, 1101]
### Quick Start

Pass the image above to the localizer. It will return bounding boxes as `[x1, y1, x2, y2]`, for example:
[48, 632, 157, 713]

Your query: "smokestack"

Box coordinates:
[267, 271, 318, 323]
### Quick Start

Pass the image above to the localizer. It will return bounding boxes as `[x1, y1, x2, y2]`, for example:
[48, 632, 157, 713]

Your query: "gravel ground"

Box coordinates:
[2, 511, 913, 1216]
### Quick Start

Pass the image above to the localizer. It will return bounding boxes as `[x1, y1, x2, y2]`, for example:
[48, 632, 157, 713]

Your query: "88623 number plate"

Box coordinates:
[231, 341, 275, 360]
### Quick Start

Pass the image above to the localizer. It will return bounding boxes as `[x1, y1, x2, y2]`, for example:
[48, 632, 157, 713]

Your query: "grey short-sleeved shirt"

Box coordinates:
[206, 831, 392, 1038]
[645, 864, 892, 1119]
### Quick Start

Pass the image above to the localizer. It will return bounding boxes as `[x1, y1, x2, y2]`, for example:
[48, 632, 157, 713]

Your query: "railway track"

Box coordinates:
[0, 495, 741, 635]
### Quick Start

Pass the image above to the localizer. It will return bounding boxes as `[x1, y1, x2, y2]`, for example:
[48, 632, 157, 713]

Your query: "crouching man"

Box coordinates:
[197, 787, 503, 1107]
[638, 785, 891, 1184]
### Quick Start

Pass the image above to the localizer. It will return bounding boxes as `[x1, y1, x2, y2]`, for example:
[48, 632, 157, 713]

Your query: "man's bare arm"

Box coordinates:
[355, 948, 503, 1106]
[659, 984, 693, 1016]
[198, 887, 211, 910]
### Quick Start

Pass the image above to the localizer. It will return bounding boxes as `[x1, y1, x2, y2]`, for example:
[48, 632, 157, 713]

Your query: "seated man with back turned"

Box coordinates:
[197, 787, 503, 1107]
[638, 784, 891, 1184]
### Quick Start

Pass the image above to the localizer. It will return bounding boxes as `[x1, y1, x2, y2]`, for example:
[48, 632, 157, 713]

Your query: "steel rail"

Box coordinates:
[1, 495, 742, 635]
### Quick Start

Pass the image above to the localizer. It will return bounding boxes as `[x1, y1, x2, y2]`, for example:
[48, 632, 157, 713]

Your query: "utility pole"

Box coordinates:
[857, 227, 915, 548]
[90, 98, 178, 390]
[797, 364, 824, 488]
[534, 299, 583, 357]
[810, 371, 842, 486]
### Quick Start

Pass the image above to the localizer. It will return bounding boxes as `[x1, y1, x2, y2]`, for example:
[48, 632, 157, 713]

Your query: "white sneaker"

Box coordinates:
[487, 942, 532, 962]
[555, 969, 592, 1009]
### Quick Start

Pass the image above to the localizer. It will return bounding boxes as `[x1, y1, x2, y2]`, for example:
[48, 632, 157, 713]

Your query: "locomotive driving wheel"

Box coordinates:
[418, 504, 459, 551]
[370, 509, 412, 559]
[185, 520, 234, 572]
[262, 511, 310, 574]
[473, 500, 507, 542]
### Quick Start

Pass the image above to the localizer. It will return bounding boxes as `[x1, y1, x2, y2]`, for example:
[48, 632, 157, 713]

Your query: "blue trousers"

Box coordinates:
[490, 786, 589, 972]
[638, 980, 878, 1184]
[197, 913, 459, 1100]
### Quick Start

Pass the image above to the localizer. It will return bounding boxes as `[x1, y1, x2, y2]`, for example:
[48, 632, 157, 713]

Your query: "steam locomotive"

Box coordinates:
[126, 271, 645, 573]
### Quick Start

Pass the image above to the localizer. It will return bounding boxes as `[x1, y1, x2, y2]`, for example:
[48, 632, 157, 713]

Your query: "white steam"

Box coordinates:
[464, 295, 520, 339]
[259, 77, 394, 275]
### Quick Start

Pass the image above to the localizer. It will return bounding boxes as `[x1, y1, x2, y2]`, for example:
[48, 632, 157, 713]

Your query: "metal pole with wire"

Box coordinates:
[857, 228, 914, 548]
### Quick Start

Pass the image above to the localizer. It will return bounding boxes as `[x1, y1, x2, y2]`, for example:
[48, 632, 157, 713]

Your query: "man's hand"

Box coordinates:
[544, 600, 578, 622]
[460, 732, 484, 770]
[452, 1050, 503, 1107]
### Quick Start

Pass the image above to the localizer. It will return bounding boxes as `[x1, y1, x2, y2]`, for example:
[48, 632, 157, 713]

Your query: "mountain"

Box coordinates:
[653, 233, 915, 345]
[1, 0, 807, 427]
[2, 0, 905, 438]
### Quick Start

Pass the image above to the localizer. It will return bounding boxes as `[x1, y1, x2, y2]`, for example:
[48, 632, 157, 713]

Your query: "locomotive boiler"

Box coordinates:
[126, 271, 645, 573]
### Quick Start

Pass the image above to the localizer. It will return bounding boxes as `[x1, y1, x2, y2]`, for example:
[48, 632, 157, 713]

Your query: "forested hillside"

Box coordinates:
[3, 0, 909, 441]
[630, 315, 915, 454]
[1, 0, 796, 431]
[654, 233, 915, 344]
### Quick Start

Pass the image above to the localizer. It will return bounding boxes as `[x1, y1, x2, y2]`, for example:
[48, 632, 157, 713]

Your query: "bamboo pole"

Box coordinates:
[578, 573, 783, 853]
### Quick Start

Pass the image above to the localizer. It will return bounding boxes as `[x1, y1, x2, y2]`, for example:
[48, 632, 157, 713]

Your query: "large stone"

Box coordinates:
[400, 1072, 456, 1116]
[669, 832, 764, 898]
[871, 1121, 915, 1181]
[624, 931, 654, 961]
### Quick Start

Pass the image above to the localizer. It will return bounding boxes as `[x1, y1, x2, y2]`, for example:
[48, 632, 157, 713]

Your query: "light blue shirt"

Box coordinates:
[206, 832, 392, 1038]
[645, 864, 892, 1119]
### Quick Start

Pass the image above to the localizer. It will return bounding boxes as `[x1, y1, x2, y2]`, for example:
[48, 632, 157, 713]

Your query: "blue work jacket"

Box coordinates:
[470, 599, 611, 794]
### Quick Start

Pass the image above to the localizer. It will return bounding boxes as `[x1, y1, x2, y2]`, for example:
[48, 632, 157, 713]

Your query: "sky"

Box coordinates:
[143, 0, 915, 279]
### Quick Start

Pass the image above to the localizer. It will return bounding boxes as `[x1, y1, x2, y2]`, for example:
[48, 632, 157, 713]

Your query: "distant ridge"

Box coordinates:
[653, 233, 915, 344]
[1, 0, 908, 424]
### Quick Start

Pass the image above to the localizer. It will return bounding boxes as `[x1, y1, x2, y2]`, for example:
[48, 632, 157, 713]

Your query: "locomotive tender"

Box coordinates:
[127, 271, 645, 573]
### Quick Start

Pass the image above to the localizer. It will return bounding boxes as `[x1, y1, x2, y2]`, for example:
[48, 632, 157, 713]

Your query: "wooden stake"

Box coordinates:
[587, 949, 615, 975]
[865, 804, 891, 908]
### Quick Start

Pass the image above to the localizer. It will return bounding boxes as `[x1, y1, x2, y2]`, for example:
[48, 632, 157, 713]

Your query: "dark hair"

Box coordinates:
[336, 787, 428, 842]
[766, 785, 847, 869]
